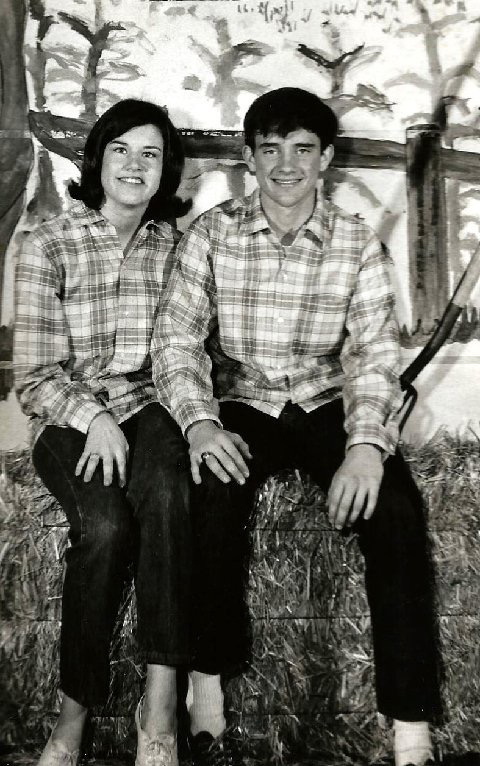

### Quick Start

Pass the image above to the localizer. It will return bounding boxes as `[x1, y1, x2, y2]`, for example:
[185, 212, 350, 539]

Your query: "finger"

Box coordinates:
[347, 485, 369, 526]
[102, 453, 114, 487]
[219, 443, 249, 481]
[83, 454, 100, 483]
[363, 481, 381, 520]
[115, 450, 127, 488]
[75, 450, 89, 477]
[190, 453, 202, 485]
[203, 452, 233, 484]
[230, 433, 252, 460]
[327, 476, 344, 524]
[332, 484, 356, 530]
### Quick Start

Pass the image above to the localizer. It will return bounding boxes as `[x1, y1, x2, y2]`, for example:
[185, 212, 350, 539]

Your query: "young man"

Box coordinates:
[152, 88, 442, 766]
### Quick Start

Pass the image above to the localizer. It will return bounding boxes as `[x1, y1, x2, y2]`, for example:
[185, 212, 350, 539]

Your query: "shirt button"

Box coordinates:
[282, 273, 287, 281]
[278, 316, 284, 324]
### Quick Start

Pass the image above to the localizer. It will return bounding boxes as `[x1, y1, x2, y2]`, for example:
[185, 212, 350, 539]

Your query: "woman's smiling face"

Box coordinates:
[100, 123, 164, 218]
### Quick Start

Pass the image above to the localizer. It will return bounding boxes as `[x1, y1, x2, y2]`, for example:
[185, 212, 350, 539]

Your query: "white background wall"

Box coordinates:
[2, 0, 480, 449]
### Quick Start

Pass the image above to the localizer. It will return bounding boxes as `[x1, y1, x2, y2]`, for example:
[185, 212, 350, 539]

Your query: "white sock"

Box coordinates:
[394, 720, 433, 766]
[189, 671, 226, 738]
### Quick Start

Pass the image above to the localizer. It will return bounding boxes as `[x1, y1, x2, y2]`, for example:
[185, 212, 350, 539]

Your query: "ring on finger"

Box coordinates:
[89, 453, 100, 460]
[201, 451, 212, 462]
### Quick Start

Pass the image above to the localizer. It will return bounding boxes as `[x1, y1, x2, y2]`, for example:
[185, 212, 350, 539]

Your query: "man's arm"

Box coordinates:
[151, 220, 250, 484]
[328, 234, 402, 528]
[14, 234, 128, 486]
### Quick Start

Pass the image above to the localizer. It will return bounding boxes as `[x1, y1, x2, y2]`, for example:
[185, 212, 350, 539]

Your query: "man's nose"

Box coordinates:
[277, 149, 296, 172]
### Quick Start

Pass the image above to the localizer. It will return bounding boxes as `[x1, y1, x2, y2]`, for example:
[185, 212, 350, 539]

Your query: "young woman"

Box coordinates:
[15, 99, 194, 766]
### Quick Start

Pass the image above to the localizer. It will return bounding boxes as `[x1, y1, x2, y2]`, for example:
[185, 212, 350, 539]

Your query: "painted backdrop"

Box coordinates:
[1, 0, 480, 448]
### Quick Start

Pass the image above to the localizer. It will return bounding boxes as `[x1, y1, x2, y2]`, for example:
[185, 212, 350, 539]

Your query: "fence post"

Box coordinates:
[406, 124, 448, 335]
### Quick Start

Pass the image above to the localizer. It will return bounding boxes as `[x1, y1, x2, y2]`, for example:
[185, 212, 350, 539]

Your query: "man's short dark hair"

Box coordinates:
[243, 87, 338, 153]
[69, 98, 190, 222]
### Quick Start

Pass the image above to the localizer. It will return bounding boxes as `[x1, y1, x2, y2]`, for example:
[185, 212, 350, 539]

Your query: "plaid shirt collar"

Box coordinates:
[68, 199, 167, 234]
[242, 188, 331, 245]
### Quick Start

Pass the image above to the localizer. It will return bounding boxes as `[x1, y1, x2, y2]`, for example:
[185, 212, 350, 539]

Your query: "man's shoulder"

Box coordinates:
[327, 201, 377, 238]
[188, 195, 251, 233]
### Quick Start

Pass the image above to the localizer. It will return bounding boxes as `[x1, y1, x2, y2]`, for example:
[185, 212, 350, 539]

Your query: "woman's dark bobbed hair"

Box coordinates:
[68, 98, 190, 222]
[244, 87, 338, 153]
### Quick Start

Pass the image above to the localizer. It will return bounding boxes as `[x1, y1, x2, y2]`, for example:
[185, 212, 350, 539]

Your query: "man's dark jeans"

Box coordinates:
[196, 398, 442, 723]
[33, 403, 248, 707]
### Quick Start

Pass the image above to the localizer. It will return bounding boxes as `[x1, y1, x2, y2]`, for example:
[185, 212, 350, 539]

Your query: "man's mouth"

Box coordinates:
[272, 179, 302, 186]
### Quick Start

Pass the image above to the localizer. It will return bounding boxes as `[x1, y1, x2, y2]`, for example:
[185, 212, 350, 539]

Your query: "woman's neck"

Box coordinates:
[101, 203, 145, 252]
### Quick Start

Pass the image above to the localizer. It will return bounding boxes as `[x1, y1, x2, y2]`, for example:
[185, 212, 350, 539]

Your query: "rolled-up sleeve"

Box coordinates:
[340, 235, 403, 455]
[151, 221, 221, 435]
[14, 233, 105, 434]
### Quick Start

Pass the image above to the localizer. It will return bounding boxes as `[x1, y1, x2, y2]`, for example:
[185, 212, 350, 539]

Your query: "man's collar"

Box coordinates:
[242, 188, 332, 244]
[303, 194, 333, 245]
[242, 189, 270, 235]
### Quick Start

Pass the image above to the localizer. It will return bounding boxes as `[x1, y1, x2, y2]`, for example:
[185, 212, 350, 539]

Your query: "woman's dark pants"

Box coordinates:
[195, 399, 442, 723]
[33, 403, 245, 707]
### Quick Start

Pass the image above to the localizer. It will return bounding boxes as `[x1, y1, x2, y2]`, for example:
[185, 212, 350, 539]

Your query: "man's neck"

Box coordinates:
[260, 192, 318, 237]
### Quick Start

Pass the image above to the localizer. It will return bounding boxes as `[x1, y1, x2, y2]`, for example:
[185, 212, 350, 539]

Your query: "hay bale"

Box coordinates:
[1, 436, 480, 763]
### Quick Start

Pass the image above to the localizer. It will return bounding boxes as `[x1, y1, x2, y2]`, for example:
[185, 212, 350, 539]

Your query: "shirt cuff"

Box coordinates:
[176, 401, 222, 438]
[346, 421, 399, 456]
[68, 401, 107, 434]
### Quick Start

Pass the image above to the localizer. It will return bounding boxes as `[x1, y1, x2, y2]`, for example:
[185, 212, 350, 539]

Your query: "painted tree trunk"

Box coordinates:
[0, 0, 33, 321]
[406, 124, 448, 334]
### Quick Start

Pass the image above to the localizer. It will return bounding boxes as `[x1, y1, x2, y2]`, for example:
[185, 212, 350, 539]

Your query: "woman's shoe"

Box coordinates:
[37, 734, 79, 766]
[135, 698, 178, 766]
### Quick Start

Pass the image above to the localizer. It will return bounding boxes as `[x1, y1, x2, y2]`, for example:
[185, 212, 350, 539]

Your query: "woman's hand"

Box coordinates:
[75, 412, 129, 487]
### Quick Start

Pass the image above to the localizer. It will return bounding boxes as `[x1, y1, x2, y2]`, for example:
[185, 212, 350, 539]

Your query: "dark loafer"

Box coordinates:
[189, 728, 244, 766]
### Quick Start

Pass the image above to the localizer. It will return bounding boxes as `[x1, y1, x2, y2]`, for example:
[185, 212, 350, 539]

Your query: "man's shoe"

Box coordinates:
[37, 735, 79, 766]
[189, 728, 244, 766]
[135, 699, 178, 766]
[403, 761, 436, 766]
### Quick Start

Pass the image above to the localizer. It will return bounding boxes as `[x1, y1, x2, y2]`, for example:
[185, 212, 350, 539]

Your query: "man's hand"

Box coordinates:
[187, 420, 252, 485]
[327, 444, 383, 530]
[75, 412, 129, 487]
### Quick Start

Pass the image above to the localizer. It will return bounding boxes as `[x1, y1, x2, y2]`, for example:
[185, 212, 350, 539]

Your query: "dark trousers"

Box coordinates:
[33, 403, 246, 707]
[198, 398, 442, 722]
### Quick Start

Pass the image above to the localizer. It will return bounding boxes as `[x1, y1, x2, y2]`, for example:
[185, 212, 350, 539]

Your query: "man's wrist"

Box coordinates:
[348, 442, 384, 456]
[185, 419, 219, 442]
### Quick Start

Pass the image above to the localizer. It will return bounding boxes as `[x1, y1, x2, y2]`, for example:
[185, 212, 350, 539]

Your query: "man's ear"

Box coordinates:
[242, 145, 256, 173]
[320, 144, 334, 172]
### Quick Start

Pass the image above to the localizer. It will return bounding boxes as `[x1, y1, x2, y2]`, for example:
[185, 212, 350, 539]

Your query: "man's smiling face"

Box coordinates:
[243, 128, 333, 214]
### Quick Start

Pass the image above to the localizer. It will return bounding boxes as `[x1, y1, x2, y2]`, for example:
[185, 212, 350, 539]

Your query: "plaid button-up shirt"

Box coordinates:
[15, 200, 180, 445]
[152, 189, 403, 454]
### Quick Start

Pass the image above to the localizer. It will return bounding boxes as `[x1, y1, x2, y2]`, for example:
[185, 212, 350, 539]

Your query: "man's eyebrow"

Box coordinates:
[257, 140, 317, 148]
[257, 140, 281, 148]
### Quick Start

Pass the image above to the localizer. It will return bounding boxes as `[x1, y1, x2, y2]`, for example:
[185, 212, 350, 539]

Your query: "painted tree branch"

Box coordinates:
[0, 0, 34, 315]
